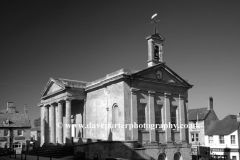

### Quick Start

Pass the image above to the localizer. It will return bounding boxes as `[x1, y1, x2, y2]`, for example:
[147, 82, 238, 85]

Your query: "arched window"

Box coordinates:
[174, 152, 181, 160]
[112, 104, 118, 125]
[158, 153, 166, 160]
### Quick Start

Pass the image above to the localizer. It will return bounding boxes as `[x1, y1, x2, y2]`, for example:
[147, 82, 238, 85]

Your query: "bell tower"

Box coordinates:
[146, 13, 165, 67]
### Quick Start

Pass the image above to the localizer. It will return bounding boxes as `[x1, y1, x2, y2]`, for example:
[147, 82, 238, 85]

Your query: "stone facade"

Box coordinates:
[39, 33, 193, 160]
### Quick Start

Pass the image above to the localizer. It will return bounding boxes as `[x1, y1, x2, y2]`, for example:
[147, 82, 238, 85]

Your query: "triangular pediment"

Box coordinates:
[131, 63, 192, 88]
[41, 78, 65, 98]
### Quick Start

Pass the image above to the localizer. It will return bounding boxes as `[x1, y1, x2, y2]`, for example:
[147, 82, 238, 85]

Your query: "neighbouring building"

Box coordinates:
[188, 97, 219, 147]
[205, 114, 240, 160]
[0, 102, 31, 153]
[30, 127, 41, 147]
[39, 28, 193, 159]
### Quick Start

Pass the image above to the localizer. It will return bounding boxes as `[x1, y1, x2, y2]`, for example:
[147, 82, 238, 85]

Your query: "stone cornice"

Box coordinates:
[86, 74, 129, 92]
[131, 77, 190, 89]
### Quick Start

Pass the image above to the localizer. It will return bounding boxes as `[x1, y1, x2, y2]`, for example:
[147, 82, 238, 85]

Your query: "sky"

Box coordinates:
[0, 1, 240, 126]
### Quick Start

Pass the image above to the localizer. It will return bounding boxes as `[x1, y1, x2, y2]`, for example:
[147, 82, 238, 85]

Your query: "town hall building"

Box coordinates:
[38, 28, 193, 159]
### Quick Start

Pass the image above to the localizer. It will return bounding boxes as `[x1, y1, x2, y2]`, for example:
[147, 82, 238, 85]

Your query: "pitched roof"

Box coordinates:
[205, 115, 240, 135]
[0, 113, 31, 128]
[0, 109, 19, 114]
[41, 78, 89, 97]
[188, 108, 209, 121]
[54, 78, 88, 89]
[31, 127, 40, 131]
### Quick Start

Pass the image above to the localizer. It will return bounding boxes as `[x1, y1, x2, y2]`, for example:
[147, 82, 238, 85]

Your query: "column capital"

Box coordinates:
[50, 102, 58, 106]
[179, 95, 185, 100]
[131, 88, 139, 94]
[164, 93, 171, 98]
[43, 104, 51, 107]
[64, 97, 74, 102]
[57, 100, 64, 104]
[148, 91, 155, 95]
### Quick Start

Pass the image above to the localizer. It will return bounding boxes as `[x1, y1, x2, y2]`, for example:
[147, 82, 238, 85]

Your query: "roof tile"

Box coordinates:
[205, 115, 239, 135]
[0, 113, 31, 128]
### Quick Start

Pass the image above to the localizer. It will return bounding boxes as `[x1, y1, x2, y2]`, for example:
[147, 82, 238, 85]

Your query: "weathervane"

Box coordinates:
[151, 13, 160, 34]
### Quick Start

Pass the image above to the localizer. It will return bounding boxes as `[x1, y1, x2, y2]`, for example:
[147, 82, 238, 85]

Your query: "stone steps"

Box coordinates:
[24, 146, 74, 158]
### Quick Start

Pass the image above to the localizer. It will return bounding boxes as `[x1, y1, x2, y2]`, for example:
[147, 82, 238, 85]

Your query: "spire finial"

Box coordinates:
[151, 13, 160, 34]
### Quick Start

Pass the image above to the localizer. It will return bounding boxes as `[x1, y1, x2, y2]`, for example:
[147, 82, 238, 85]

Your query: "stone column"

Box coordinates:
[49, 104, 56, 143]
[131, 88, 139, 140]
[55, 104, 58, 143]
[148, 91, 156, 143]
[179, 95, 187, 142]
[65, 98, 72, 144]
[83, 99, 86, 138]
[40, 105, 45, 146]
[44, 105, 49, 144]
[164, 93, 172, 143]
[57, 101, 63, 144]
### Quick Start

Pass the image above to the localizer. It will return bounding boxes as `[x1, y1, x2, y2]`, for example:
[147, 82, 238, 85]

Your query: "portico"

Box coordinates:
[38, 78, 87, 146]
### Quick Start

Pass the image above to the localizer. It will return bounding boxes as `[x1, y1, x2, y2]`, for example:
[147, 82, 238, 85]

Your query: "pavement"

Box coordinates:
[0, 154, 75, 160]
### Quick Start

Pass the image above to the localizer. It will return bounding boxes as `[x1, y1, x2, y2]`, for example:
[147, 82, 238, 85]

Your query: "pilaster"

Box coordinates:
[148, 91, 156, 143]
[179, 95, 187, 143]
[131, 88, 139, 140]
[164, 93, 172, 143]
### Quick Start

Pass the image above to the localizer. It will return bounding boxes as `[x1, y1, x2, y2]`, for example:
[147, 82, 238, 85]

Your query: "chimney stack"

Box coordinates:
[24, 104, 28, 114]
[7, 102, 13, 110]
[7, 102, 17, 113]
[208, 97, 213, 110]
[237, 113, 240, 123]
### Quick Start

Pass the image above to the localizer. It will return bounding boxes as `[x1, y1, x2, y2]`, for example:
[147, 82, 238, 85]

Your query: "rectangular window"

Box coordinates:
[232, 156, 236, 160]
[13, 143, 21, 148]
[4, 130, 8, 136]
[155, 105, 162, 129]
[17, 130, 23, 136]
[209, 136, 213, 144]
[170, 106, 177, 129]
[219, 135, 224, 144]
[196, 133, 199, 141]
[138, 103, 146, 129]
[191, 134, 195, 142]
[193, 121, 197, 128]
[231, 135, 236, 144]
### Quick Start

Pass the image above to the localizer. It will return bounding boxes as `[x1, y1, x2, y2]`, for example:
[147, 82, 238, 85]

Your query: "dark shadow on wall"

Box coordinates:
[43, 117, 49, 145]
[75, 141, 153, 160]
[223, 148, 230, 160]
[108, 129, 112, 141]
